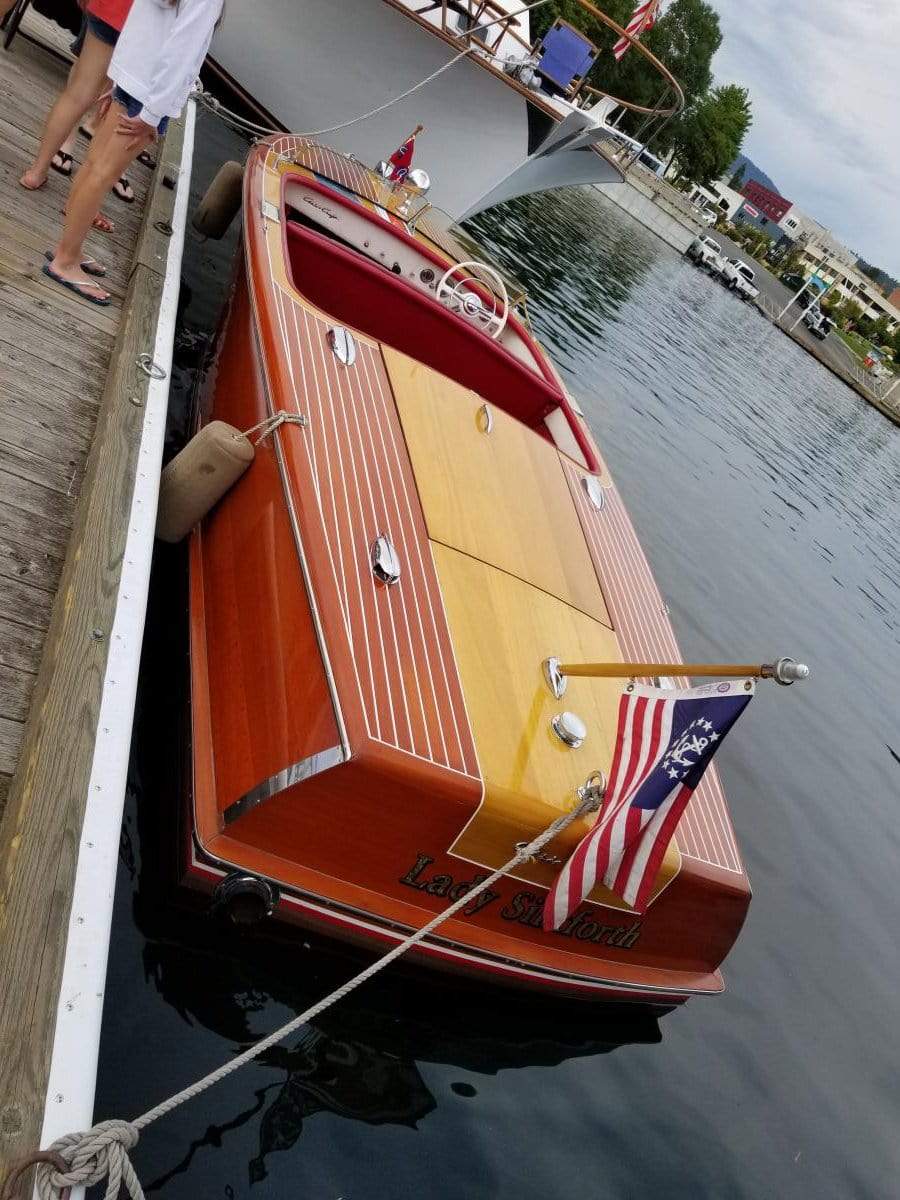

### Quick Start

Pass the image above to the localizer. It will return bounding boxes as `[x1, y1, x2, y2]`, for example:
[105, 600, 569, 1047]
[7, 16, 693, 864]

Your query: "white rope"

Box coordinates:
[194, 0, 550, 142]
[239, 410, 307, 445]
[26, 790, 598, 1199]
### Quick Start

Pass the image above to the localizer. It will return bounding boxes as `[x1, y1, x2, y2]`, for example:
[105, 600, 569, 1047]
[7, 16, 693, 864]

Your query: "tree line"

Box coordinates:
[531, 0, 752, 186]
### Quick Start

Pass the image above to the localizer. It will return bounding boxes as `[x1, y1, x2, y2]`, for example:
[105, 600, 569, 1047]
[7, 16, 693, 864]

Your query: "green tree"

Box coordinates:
[728, 162, 746, 190]
[870, 316, 892, 344]
[668, 84, 753, 186]
[532, 0, 723, 150]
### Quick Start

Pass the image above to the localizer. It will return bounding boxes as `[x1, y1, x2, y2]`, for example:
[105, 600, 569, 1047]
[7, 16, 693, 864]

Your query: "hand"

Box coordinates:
[96, 89, 113, 123]
[116, 113, 157, 151]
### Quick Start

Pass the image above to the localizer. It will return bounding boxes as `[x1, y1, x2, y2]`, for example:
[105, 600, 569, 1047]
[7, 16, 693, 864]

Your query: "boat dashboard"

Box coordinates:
[279, 173, 598, 471]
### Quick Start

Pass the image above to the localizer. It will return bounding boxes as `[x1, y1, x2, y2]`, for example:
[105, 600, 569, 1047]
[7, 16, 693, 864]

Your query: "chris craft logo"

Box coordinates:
[399, 855, 642, 948]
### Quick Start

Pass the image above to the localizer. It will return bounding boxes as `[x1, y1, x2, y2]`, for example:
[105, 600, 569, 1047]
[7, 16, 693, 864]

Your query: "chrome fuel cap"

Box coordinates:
[551, 711, 587, 748]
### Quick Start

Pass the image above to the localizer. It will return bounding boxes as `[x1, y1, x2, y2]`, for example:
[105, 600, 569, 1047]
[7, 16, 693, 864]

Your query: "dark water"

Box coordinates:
[96, 113, 900, 1198]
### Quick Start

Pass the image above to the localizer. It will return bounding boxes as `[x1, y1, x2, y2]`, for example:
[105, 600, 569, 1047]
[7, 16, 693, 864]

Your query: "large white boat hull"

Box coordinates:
[209, 0, 621, 218]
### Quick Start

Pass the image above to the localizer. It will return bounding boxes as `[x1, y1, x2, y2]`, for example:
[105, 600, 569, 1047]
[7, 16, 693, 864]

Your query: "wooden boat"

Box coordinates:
[186, 136, 751, 1007]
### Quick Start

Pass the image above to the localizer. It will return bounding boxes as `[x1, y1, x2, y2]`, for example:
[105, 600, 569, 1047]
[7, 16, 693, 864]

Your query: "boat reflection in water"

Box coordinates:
[135, 868, 661, 1189]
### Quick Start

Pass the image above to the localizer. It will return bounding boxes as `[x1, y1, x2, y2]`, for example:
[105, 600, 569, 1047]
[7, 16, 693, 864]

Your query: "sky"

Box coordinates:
[710, 0, 900, 280]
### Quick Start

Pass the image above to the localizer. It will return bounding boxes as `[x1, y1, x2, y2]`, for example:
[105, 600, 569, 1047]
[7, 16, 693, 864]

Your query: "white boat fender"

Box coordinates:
[192, 159, 243, 239]
[155, 420, 254, 543]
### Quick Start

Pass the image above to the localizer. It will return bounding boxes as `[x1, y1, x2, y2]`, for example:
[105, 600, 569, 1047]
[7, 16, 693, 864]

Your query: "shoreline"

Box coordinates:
[595, 170, 900, 426]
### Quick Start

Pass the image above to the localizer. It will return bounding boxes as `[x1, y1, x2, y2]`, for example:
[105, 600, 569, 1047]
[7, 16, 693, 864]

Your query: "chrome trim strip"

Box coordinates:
[223, 744, 345, 825]
[261, 199, 280, 223]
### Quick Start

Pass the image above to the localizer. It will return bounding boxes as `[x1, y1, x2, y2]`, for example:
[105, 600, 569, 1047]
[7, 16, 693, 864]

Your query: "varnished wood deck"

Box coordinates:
[0, 14, 150, 813]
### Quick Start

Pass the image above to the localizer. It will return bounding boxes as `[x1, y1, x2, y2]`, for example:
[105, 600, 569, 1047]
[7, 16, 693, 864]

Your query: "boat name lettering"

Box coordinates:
[398, 856, 641, 947]
[301, 196, 339, 221]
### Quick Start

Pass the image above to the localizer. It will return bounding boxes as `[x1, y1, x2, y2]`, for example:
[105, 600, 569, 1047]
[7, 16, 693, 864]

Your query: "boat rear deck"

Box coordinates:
[0, 14, 150, 811]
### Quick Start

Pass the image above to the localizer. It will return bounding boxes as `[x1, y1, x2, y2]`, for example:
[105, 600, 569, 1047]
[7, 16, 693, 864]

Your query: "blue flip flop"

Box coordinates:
[42, 261, 110, 306]
[44, 249, 106, 278]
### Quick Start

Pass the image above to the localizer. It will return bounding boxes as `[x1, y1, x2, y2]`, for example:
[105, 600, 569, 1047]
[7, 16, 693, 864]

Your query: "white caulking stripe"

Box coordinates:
[565, 462, 741, 874]
[261, 219, 478, 778]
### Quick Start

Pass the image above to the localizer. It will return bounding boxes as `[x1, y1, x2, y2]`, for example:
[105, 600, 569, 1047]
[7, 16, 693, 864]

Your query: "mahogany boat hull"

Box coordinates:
[186, 138, 751, 1005]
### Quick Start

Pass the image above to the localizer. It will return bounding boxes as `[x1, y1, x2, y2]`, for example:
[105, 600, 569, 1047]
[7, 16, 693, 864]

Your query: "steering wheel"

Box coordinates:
[435, 260, 509, 340]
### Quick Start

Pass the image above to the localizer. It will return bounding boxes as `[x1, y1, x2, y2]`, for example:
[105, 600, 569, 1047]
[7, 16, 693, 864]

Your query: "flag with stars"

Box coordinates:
[544, 679, 753, 927]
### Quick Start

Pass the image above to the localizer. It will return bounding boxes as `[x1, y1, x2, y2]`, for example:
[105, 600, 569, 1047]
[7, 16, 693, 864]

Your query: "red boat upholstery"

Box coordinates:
[283, 219, 599, 471]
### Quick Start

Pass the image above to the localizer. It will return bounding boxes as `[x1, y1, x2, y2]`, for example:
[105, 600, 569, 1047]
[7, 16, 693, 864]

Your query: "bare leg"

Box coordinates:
[21, 33, 113, 189]
[49, 102, 153, 298]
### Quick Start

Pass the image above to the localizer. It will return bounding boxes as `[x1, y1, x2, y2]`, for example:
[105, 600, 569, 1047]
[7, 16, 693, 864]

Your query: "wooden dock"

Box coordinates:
[0, 15, 151, 809]
[0, 12, 193, 1189]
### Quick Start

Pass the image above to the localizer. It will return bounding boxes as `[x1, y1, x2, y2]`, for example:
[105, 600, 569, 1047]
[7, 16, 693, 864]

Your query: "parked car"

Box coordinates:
[686, 235, 725, 275]
[698, 208, 717, 227]
[721, 258, 759, 301]
[802, 307, 834, 340]
[781, 272, 806, 292]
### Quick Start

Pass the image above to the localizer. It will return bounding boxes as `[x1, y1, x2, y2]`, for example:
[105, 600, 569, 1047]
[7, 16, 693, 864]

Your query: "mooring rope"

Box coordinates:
[193, 0, 550, 142]
[6, 791, 598, 1200]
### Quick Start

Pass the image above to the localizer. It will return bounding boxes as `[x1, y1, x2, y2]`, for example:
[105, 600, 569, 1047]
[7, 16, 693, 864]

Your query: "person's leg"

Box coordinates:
[49, 102, 154, 297]
[21, 32, 113, 189]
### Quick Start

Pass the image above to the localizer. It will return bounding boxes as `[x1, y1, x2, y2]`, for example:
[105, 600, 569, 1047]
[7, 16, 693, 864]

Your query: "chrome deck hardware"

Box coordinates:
[327, 326, 357, 366]
[551, 711, 587, 748]
[582, 475, 605, 512]
[543, 656, 567, 699]
[577, 770, 607, 811]
[477, 402, 494, 434]
[371, 534, 401, 585]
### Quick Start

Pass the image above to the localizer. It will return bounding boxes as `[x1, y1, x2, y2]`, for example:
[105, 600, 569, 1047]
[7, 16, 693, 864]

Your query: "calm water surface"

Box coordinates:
[96, 116, 900, 1198]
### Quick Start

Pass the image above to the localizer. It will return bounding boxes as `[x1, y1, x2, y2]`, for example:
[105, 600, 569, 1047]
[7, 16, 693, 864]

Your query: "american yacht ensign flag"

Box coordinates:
[544, 680, 754, 926]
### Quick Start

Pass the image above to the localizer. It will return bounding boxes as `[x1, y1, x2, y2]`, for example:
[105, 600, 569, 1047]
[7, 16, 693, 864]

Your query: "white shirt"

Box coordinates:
[109, 0, 224, 128]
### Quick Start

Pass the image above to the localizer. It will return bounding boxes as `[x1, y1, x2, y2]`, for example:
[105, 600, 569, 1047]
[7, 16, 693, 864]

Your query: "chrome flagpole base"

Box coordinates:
[543, 656, 567, 699]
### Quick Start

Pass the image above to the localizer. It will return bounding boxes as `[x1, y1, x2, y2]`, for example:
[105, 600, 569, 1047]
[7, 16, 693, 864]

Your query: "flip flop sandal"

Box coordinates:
[137, 150, 156, 169]
[42, 262, 110, 306]
[50, 151, 74, 177]
[78, 124, 93, 140]
[44, 249, 106, 278]
[112, 175, 135, 203]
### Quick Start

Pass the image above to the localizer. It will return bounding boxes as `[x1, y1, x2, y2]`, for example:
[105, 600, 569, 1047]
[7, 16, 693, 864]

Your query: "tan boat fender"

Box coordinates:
[156, 420, 254, 543]
[192, 160, 243, 239]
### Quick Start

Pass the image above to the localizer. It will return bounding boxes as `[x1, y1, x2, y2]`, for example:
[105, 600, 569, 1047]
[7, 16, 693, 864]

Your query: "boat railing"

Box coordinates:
[418, 0, 684, 163]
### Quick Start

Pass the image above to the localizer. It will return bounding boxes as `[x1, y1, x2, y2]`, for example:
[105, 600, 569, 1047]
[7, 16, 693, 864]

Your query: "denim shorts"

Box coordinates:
[84, 14, 120, 47]
[113, 86, 170, 135]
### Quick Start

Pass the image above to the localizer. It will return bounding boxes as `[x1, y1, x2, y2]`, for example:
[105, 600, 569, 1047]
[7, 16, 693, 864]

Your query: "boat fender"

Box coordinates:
[156, 420, 254, 543]
[192, 160, 243, 239]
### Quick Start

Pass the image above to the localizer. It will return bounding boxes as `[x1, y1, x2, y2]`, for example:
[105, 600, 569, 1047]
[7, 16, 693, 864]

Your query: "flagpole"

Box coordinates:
[543, 657, 809, 696]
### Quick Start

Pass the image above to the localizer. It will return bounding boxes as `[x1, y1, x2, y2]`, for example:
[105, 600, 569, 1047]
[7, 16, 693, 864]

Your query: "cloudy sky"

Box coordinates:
[710, 0, 900, 279]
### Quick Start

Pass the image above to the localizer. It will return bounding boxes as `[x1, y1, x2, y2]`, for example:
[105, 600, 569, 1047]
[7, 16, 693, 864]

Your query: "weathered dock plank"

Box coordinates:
[0, 12, 190, 1188]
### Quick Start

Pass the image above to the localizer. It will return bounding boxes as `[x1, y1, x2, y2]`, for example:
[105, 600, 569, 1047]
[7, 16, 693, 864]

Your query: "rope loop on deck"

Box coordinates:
[32, 1120, 142, 1200]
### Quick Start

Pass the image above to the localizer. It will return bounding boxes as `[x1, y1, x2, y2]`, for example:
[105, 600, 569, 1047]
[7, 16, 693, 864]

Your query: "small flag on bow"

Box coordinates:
[386, 123, 424, 182]
[613, 0, 660, 61]
[544, 679, 753, 928]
